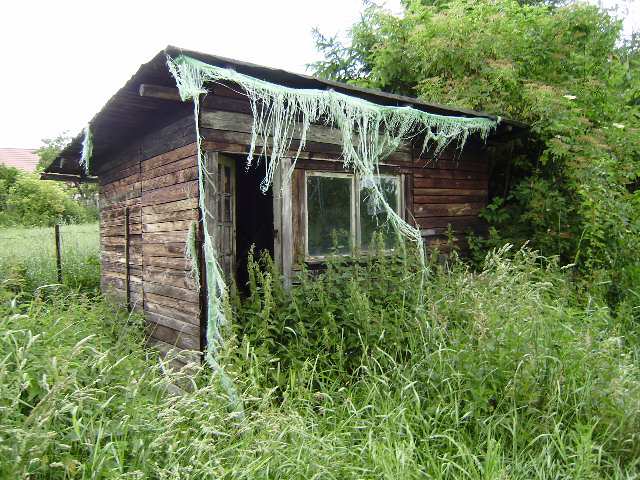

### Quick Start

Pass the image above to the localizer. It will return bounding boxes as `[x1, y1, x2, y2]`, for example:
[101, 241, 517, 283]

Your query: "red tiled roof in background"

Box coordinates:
[0, 148, 40, 173]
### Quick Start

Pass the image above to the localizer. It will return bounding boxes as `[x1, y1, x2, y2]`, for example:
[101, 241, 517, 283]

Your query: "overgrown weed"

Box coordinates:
[1, 243, 639, 478]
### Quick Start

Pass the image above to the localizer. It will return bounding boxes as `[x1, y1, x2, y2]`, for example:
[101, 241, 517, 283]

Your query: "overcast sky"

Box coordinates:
[0, 0, 637, 149]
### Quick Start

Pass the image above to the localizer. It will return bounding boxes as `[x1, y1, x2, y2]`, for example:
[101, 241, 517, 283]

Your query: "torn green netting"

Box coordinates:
[80, 125, 93, 175]
[185, 220, 200, 287]
[166, 53, 498, 409]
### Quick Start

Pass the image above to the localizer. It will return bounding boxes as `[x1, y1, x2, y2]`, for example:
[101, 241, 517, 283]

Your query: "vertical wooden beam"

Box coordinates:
[199, 151, 218, 355]
[203, 152, 218, 247]
[197, 203, 208, 357]
[124, 206, 131, 311]
[272, 161, 283, 274]
[54, 224, 62, 283]
[280, 158, 293, 289]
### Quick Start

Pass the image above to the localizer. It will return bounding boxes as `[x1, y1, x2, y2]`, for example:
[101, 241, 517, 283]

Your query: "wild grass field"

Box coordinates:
[1, 233, 639, 479]
[0, 223, 100, 293]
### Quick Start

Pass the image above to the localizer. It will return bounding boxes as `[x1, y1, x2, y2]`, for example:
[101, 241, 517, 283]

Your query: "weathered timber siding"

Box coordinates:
[199, 85, 489, 259]
[96, 115, 201, 362]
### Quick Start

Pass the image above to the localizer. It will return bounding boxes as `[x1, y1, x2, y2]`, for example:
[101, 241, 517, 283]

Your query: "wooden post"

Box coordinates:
[280, 158, 293, 289]
[124, 206, 131, 311]
[54, 224, 63, 283]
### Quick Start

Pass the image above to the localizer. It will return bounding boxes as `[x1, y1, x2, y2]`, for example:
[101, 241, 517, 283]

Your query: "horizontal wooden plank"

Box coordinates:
[102, 244, 142, 256]
[143, 255, 192, 270]
[100, 162, 141, 186]
[142, 197, 199, 215]
[145, 300, 199, 325]
[100, 260, 142, 278]
[101, 173, 140, 195]
[101, 250, 142, 261]
[141, 180, 198, 206]
[419, 158, 488, 173]
[414, 195, 487, 204]
[294, 158, 401, 174]
[413, 177, 487, 190]
[101, 204, 141, 219]
[201, 129, 413, 165]
[100, 215, 142, 227]
[145, 292, 200, 315]
[414, 170, 488, 181]
[142, 208, 199, 224]
[143, 266, 197, 290]
[143, 281, 199, 304]
[143, 220, 195, 233]
[201, 109, 342, 145]
[101, 234, 141, 246]
[101, 275, 141, 293]
[414, 202, 485, 217]
[141, 166, 198, 192]
[413, 188, 488, 197]
[416, 216, 484, 229]
[142, 242, 187, 258]
[147, 323, 199, 351]
[145, 310, 200, 337]
[100, 185, 141, 206]
[142, 143, 197, 172]
[143, 230, 193, 244]
[101, 223, 142, 236]
[141, 155, 197, 181]
[102, 270, 142, 284]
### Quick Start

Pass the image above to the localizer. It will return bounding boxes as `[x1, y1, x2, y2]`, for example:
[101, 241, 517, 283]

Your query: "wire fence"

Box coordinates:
[0, 223, 100, 291]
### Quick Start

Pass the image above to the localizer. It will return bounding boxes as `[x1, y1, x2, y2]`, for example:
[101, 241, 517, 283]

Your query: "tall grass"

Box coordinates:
[0, 223, 100, 293]
[1, 242, 639, 478]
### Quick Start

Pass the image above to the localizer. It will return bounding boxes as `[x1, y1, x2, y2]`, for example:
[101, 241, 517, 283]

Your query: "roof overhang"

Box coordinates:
[45, 45, 528, 178]
[40, 172, 98, 183]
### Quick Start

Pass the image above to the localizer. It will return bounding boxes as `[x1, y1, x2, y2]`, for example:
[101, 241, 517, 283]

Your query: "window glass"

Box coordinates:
[359, 177, 399, 250]
[307, 175, 352, 256]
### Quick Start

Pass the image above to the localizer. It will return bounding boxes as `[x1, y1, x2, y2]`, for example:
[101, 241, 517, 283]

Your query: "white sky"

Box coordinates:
[0, 0, 636, 149]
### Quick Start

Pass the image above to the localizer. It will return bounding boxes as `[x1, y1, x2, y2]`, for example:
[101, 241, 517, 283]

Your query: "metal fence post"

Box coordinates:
[54, 224, 63, 283]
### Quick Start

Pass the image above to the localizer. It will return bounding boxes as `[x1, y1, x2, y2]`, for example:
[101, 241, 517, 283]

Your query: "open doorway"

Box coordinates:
[228, 154, 274, 292]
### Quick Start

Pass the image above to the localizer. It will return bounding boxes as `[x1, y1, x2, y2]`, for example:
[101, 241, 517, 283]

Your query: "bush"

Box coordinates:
[0, 165, 97, 227]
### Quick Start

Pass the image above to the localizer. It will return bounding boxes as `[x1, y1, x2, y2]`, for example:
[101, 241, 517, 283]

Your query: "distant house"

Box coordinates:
[43, 46, 526, 365]
[0, 148, 40, 172]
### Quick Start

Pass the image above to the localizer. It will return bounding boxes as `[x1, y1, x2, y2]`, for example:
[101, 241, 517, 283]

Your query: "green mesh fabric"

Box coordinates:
[166, 53, 498, 408]
[185, 220, 200, 287]
[80, 126, 93, 175]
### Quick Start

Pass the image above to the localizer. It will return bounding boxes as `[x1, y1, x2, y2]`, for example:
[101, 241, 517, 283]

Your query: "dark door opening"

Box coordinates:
[232, 155, 274, 293]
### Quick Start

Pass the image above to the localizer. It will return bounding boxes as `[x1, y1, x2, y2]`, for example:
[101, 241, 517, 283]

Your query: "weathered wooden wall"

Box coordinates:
[199, 84, 489, 261]
[96, 115, 202, 365]
[92, 82, 491, 362]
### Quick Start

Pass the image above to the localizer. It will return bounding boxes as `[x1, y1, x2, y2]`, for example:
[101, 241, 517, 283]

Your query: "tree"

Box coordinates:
[312, 0, 639, 287]
[36, 132, 71, 172]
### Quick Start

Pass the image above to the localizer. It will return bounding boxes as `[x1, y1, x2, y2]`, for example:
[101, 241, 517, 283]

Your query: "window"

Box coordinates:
[305, 172, 402, 259]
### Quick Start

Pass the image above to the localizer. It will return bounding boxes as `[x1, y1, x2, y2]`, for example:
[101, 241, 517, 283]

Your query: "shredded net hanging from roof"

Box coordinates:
[166, 53, 498, 408]
[80, 126, 93, 175]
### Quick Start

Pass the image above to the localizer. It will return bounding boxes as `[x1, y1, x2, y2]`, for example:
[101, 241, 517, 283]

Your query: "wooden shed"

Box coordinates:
[43, 46, 524, 366]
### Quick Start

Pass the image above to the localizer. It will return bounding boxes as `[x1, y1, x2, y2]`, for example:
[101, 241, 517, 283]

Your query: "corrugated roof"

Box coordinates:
[0, 148, 40, 172]
[45, 45, 528, 179]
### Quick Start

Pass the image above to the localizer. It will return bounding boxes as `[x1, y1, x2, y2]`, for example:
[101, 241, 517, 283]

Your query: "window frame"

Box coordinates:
[304, 170, 403, 261]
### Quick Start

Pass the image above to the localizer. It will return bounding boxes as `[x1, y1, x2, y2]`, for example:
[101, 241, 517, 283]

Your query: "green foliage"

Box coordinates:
[311, 0, 640, 291]
[0, 165, 97, 227]
[37, 131, 100, 219]
[2, 246, 639, 478]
